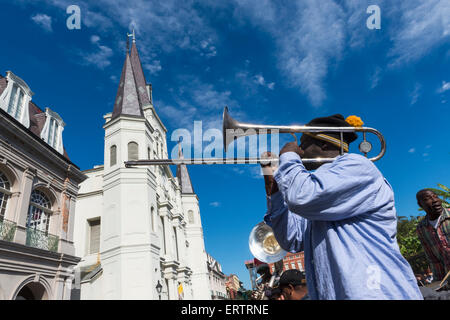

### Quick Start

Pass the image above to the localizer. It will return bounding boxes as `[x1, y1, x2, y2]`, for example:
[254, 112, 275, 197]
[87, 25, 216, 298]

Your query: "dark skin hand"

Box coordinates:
[261, 135, 342, 195]
[417, 190, 444, 221]
[261, 151, 279, 195]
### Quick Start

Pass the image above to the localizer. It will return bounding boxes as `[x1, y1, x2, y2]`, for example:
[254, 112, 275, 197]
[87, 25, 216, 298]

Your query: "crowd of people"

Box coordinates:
[251, 113, 449, 300]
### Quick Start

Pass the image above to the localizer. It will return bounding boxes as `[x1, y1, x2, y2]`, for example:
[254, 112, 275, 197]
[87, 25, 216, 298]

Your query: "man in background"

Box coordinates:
[416, 189, 450, 282]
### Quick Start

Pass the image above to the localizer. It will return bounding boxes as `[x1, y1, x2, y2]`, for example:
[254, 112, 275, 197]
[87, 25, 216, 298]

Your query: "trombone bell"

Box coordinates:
[249, 221, 287, 264]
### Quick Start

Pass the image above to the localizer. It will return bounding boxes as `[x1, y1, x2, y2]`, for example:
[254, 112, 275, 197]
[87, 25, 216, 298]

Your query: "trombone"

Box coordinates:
[125, 106, 386, 167]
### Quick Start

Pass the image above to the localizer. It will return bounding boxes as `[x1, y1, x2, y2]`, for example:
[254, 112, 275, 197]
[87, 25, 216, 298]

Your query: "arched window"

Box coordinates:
[188, 210, 194, 224]
[27, 190, 52, 234]
[110, 145, 117, 166]
[128, 142, 139, 161]
[0, 172, 11, 221]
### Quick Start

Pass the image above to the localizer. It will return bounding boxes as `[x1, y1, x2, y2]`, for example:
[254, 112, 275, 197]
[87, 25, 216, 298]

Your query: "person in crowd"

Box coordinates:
[250, 263, 273, 300]
[416, 189, 450, 282]
[278, 269, 308, 300]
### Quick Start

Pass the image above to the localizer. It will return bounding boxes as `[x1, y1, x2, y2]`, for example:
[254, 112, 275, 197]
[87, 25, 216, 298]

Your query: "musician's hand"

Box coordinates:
[260, 152, 278, 171]
[280, 142, 303, 157]
[260, 152, 279, 195]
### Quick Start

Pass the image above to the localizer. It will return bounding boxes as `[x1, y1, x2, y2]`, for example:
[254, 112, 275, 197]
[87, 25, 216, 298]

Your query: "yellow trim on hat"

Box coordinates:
[304, 132, 349, 152]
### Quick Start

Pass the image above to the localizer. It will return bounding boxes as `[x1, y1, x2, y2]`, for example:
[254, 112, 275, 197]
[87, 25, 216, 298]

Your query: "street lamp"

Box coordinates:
[156, 280, 162, 300]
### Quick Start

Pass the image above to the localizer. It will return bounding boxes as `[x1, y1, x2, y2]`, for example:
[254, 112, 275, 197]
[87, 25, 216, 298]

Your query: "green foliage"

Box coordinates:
[397, 216, 424, 258]
[396, 215, 430, 273]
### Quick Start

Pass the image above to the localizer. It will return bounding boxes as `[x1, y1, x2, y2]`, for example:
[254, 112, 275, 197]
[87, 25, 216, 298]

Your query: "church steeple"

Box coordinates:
[176, 143, 195, 194]
[111, 31, 151, 119]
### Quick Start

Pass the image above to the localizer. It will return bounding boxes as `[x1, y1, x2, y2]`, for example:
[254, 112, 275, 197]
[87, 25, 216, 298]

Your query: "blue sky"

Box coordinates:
[1, 0, 449, 290]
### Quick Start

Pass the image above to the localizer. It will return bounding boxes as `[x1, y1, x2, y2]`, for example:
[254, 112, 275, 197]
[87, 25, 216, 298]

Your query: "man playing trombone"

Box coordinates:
[261, 114, 422, 299]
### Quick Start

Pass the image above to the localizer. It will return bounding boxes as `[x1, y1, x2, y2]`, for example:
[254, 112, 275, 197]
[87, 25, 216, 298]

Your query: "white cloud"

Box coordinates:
[236, 71, 275, 94]
[388, 0, 450, 66]
[200, 39, 217, 57]
[232, 0, 347, 106]
[370, 67, 382, 90]
[144, 60, 162, 75]
[253, 74, 275, 90]
[90, 35, 101, 44]
[156, 75, 240, 130]
[31, 13, 53, 32]
[410, 83, 421, 105]
[233, 0, 449, 105]
[408, 148, 415, 153]
[209, 201, 220, 207]
[438, 81, 450, 93]
[80, 36, 113, 69]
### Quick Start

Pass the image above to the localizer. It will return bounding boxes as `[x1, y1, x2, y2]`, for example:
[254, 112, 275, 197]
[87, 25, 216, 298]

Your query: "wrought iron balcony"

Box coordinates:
[0, 219, 16, 242]
[26, 228, 59, 252]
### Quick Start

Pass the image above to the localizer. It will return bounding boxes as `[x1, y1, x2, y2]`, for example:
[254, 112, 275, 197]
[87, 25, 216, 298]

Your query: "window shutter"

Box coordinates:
[128, 142, 139, 161]
[188, 210, 195, 224]
[89, 219, 101, 254]
[110, 145, 117, 166]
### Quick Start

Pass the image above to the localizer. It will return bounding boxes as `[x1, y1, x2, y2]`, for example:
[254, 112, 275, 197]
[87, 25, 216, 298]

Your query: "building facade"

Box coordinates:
[0, 71, 86, 300]
[73, 35, 212, 300]
[245, 252, 305, 290]
[225, 274, 243, 299]
[207, 253, 227, 300]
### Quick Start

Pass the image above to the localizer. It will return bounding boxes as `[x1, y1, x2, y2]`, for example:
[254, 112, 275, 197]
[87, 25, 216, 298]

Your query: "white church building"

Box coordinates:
[73, 35, 212, 300]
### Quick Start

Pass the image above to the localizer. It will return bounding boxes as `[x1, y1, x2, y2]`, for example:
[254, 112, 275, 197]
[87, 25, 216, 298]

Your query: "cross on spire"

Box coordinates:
[126, 28, 136, 52]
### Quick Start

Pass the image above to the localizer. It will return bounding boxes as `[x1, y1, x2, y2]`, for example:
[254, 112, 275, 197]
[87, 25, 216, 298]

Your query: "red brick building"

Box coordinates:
[225, 274, 242, 299]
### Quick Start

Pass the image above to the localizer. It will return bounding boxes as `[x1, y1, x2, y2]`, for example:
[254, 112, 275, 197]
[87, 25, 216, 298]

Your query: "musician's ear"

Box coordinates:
[319, 140, 330, 151]
[288, 284, 295, 294]
[320, 141, 339, 152]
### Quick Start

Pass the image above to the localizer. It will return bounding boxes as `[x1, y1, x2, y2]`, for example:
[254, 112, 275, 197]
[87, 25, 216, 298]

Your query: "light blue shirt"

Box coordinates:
[264, 152, 423, 300]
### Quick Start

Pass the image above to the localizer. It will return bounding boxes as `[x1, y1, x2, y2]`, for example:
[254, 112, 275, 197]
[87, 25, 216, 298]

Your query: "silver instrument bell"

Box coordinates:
[249, 221, 287, 263]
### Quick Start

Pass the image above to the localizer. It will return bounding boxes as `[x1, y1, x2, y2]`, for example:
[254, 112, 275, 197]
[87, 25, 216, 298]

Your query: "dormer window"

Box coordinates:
[48, 118, 59, 148]
[41, 108, 65, 154]
[0, 71, 32, 128]
[7, 84, 25, 121]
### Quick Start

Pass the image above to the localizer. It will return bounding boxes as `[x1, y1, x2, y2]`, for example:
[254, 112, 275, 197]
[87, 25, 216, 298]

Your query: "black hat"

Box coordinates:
[256, 264, 270, 274]
[279, 269, 306, 287]
[304, 114, 362, 152]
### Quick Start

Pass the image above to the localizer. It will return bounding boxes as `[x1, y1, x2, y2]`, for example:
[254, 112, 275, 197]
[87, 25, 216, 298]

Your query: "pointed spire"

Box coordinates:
[112, 31, 151, 119]
[111, 52, 143, 118]
[129, 37, 151, 107]
[176, 141, 195, 194]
